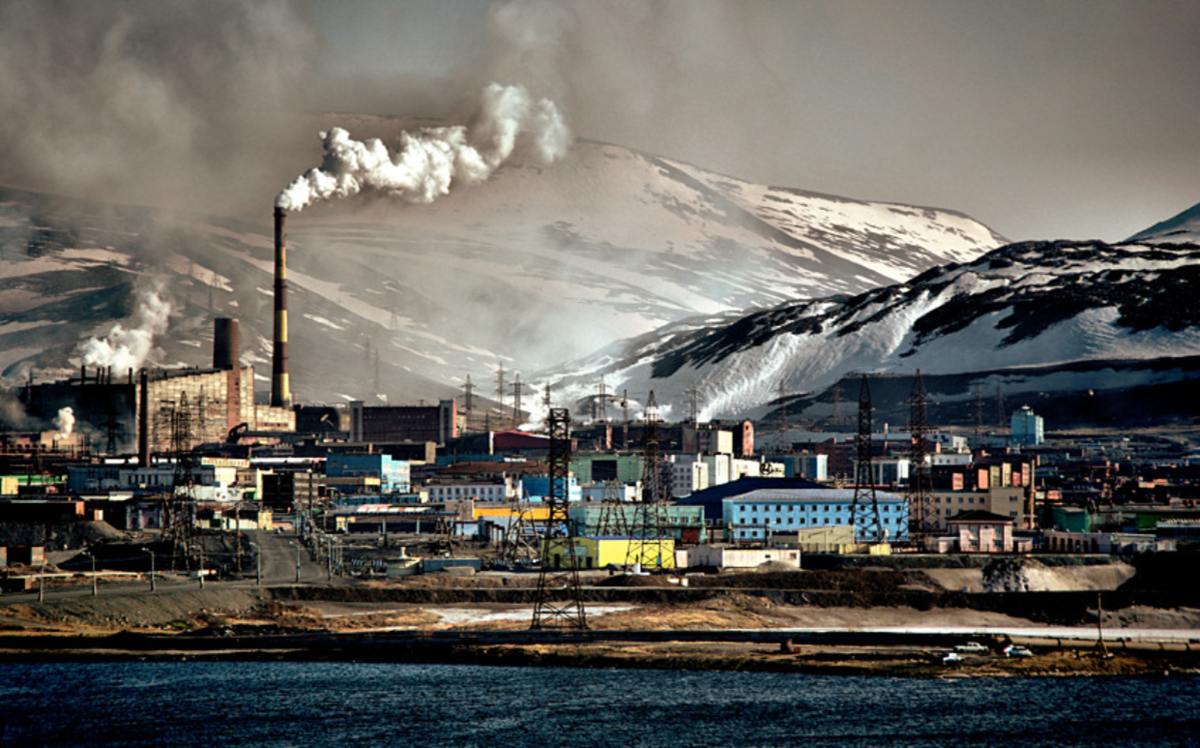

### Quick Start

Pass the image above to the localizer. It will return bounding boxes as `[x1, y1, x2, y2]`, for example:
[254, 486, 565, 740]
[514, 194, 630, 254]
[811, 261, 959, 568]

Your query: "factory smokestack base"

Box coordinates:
[271, 207, 290, 407]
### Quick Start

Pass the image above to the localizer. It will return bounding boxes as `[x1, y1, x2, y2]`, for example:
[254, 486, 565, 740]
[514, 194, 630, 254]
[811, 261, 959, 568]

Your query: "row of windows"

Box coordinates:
[736, 504, 903, 514]
[737, 516, 906, 526]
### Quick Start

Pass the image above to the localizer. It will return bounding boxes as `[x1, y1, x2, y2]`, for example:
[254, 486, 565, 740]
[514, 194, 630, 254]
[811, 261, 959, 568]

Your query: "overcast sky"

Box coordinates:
[2, 0, 1197, 241]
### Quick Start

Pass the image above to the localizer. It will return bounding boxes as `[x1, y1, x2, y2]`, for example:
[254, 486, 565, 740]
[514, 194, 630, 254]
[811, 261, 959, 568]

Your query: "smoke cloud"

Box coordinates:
[0, 1, 318, 215]
[54, 407, 75, 440]
[80, 286, 171, 372]
[276, 83, 570, 211]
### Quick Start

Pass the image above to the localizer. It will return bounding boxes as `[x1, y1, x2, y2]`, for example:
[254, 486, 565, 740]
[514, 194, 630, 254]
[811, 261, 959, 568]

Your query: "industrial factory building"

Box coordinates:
[19, 318, 292, 459]
[348, 399, 459, 444]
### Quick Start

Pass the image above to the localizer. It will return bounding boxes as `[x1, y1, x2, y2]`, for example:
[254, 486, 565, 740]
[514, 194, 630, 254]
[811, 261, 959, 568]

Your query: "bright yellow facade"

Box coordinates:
[544, 537, 675, 570]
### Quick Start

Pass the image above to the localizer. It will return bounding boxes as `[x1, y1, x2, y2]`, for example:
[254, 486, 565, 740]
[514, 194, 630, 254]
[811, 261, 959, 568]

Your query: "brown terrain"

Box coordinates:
[3, 549, 1199, 678]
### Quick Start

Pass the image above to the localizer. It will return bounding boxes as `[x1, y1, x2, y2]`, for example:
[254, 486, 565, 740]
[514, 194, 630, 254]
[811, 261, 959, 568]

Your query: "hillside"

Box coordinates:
[0, 131, 1002, 414]
[547, 239, 1200, 425]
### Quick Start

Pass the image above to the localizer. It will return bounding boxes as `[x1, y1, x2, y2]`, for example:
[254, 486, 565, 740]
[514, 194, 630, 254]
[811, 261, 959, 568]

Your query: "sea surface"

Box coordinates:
[2, 662, 1198, 747]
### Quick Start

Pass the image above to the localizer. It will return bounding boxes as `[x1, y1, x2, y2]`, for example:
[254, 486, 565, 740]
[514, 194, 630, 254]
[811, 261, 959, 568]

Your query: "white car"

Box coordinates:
[942, 651, 964, 665]
[954, 642, 989, 654]
[1003, 645, 1034, 658]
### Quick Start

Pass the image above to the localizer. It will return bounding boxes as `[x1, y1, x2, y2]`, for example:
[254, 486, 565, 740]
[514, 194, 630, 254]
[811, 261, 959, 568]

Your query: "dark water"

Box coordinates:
[2, 662, 1198, 747]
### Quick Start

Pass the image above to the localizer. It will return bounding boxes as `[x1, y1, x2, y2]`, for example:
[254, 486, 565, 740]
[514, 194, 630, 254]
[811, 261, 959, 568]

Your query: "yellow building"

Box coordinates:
[544, 536, 675, 571]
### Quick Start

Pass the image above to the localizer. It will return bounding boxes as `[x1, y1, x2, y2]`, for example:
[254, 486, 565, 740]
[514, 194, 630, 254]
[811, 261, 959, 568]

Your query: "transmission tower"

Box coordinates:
[168, 392, 198, 566]
[499, 493, 540, 565]
[512, 372, 524, 422]
[595, 376, 609, 423]
[849, 376, 885, 543]
[596, 481, 630, 537]
[433, 513, 457, 557]
[906, 370, 936, 548]
[620, 390, 630, 450]
[531, 408, 588, 630]
[626, 392, 670, 571]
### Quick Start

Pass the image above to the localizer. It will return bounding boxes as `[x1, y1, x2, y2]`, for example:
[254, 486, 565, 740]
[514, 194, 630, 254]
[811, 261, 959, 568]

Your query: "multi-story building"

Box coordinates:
[424, 477, 519, 503]
[722, 488, 909, 543]
[326, 453, 411, 494]
[348, 399, 458, 444]
[1010, 405, 1045, 447]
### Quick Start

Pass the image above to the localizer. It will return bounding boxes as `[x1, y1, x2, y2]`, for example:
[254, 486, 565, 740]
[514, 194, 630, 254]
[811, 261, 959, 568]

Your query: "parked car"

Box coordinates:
[942, 651, 963, 665]
[954, 641, 989, 654]
[1003, 644, 1034, 658]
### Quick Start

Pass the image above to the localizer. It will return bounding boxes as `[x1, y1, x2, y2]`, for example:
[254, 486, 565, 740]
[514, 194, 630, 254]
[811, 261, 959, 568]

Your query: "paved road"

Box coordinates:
[0, 530, 340, 606]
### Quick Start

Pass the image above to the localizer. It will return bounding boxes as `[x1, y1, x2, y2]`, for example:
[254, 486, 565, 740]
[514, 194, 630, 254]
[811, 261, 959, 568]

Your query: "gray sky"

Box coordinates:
[2, 0, 1197, 241]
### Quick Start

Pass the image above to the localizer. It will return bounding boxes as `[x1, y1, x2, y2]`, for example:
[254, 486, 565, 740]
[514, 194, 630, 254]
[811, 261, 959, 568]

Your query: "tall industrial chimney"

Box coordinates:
[271, 207, 290, 407]
[213, 317, 239, 371]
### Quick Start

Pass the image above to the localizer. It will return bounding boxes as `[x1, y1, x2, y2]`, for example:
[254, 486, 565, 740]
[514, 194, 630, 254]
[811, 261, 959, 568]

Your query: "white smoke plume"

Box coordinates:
[276, 83, 570, 211]
[54, 407, 75, 439]
[80, 287, 171, 372]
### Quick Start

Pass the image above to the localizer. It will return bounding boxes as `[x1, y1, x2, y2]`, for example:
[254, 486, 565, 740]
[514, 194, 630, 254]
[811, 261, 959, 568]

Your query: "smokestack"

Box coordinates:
[271, 207, 290, 407]
[138, 369, 149, 467]
[213, 318, 239, 371]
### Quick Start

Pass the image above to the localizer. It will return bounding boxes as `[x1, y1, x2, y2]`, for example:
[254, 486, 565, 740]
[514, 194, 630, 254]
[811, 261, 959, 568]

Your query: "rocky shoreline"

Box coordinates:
[2, 627, 1198, 679]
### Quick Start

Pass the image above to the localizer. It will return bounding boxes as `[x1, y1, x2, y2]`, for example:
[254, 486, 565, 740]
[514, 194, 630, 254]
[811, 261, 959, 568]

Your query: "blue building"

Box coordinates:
[326, 453, 411, 494]
[1010, 405, 1045, 447]
[722, 488, 909, 543]
[521, 475, 582, 503]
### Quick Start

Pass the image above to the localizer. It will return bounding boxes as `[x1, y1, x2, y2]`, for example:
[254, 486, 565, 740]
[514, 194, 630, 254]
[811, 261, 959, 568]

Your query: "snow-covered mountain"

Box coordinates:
[549, 235, 1200, 428]
[0, 135, 1003, 406]
[1127, 201, 1200, 245]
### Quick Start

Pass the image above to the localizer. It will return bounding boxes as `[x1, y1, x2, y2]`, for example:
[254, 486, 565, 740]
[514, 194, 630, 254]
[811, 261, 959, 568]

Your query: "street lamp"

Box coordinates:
[249, 541, 261, 586]
[191, 543, 206, 589]
[37, 560, 45, 603]
[141, 547, 156, 592]
[288, 541, 300, 583]
[83, 549, 97, 598]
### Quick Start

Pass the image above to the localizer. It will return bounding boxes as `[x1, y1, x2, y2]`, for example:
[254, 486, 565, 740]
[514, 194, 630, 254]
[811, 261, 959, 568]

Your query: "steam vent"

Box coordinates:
[271, 206, 290, 407]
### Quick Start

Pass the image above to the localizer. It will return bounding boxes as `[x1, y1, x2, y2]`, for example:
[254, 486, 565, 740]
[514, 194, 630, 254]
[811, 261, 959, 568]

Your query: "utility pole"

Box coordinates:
[142, 547, 156, 592]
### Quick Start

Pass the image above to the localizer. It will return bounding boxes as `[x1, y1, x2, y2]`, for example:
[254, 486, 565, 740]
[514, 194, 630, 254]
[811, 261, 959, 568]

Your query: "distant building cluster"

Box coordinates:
[3, 318, 1199, 587]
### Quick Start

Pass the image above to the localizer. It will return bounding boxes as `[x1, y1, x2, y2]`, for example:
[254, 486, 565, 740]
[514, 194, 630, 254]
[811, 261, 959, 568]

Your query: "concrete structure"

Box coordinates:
[723, 488, 909, 544]
[682, 424, 734, 455]
[943, 510, 1016, 553]
[349, 400, 458, 444]
[1010, 405, 1045, 447]
[1043, 530, 1164, 554]
[772, 525, 859, 554]
[766, 454, 828, 481]
[521, 475, 582, 503]
[326, 453, 411, 494]
[685, 545, 799, 570]
[568, 503, 707, 542]
[425, 478, 518, 503]
[545, 536, 676, 570]
[570, 454, 642, 484]
[931, 486, 1027, 531]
